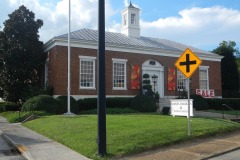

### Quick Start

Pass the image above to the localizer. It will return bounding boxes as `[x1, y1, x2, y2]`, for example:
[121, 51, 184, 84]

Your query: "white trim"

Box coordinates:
[79, 56, 96, 60]
[142, 60, 164, 98]
[112, 58, 128, 62]
[112, 59, 128, 90]
[44, 39, 223, 62]
[199, 66, 209, 69]
[53, 94, 221, 101]
[79, 56, 96, 89]
[53, 95, 135, 100]
[199, 66, 209, 90]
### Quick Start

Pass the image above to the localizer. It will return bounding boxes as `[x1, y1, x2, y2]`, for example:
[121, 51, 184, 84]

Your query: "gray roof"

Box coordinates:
[55, 28, 212, 55]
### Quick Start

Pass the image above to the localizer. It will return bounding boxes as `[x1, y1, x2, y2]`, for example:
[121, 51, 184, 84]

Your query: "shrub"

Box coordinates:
[0, 102, 20, 112]
[106, 98, 132, 108]
[21, 95, 58, 113]
[77, 98, 133, 111]
[56, 96, 79, 114]
[80, 108, 137, 114]
[206, 98, 240, 110]
[130, 95, 157, 112]
[78, 98, 97, 111]
[206, 99, 222, 110]
[42, 84, 54, 96]
[190, 94, 209, 110]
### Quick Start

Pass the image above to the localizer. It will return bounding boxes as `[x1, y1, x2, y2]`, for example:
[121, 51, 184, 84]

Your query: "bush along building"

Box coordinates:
[43, 3, 223, 109]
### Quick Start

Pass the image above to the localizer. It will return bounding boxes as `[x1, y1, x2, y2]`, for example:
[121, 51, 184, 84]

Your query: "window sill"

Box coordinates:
[112, 88, 127, 90]
[79, 87, 96, 90]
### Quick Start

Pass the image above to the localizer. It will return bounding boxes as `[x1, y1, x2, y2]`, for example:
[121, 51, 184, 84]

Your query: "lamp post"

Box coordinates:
[152, 74, 158, 93]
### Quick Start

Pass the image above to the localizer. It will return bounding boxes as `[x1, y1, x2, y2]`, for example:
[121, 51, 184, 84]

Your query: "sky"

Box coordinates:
[0, 0, 239, 51]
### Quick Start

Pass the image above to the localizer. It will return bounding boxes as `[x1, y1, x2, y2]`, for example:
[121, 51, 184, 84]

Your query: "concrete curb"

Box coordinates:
[203, 146, 240, 160]
[2, 132, 34, 160]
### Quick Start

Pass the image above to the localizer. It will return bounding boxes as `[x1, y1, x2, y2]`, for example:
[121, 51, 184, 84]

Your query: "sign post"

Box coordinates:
[175, 48, 202, 136]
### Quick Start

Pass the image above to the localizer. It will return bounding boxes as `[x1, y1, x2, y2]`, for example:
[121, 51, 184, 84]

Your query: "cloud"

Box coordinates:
[1, 1, 240, 50]
[141, 6, 240, 50]
[2, 0, 115, 42]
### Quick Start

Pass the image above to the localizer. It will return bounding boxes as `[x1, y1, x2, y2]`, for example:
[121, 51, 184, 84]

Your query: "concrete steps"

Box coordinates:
[157, 98, 170, 112]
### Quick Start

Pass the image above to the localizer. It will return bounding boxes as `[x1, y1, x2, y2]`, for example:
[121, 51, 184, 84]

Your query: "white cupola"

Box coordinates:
[121, 2, 140, 37]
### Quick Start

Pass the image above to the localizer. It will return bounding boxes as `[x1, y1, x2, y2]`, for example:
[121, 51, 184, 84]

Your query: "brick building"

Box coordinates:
[43, 3, 222, 107]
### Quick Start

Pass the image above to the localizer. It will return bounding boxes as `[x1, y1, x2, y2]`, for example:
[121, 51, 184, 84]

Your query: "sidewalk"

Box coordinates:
[122, 131, 240, 160]
[0, 116, 90, 160]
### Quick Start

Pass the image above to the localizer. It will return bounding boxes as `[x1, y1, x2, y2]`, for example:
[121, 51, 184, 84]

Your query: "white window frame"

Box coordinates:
[131, 13, 136, 24]
[44, 58, 49, 88]
[79, 56, 96, 89]
[199, 66, 209, 90]
[112, 58, 128, 90]
[177, 69, 188, 91]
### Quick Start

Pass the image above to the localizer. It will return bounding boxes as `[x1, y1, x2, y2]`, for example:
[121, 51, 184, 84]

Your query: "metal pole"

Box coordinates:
[67, 0, 71, 114]
[97, 0, 106, 156]
[187, 78, 191, 136]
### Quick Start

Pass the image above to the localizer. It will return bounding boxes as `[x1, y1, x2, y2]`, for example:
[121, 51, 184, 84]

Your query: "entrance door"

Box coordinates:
[142, 60, 164, 98]
[142, 70, 160, 94]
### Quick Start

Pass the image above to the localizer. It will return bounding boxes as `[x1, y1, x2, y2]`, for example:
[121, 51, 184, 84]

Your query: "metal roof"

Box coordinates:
[56, 28, 212, 55]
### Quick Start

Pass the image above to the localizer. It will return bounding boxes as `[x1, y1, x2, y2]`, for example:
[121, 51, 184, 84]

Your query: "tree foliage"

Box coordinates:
[212, 41, 239, 97]
[0, 5, 45, 102]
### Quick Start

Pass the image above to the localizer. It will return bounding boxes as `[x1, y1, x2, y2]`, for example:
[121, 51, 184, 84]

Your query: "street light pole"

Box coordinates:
[97, 0, 106, 156]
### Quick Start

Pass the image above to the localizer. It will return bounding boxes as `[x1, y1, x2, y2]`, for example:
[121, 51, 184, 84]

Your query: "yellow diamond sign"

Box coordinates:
[175, 48, 202, 78]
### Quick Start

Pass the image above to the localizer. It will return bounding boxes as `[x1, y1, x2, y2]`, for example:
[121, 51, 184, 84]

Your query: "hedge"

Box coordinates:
[190, 94, 209, 110]
[206, 98, 240, 110]
[21, 95, 58, 114]
[78, 97, 133, 111]
[56, 96, 79, 114]
[0, 102, 20, 112]
[130, 95, 157, 112]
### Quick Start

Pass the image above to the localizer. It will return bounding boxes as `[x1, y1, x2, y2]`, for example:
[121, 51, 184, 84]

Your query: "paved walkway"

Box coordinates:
[122, 131, 240, 160]
[194, 110, 238, 120]
[0, 116, 89, 160]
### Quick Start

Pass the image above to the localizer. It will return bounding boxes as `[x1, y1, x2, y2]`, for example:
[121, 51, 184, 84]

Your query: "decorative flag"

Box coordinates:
[168, 67, 176, 90]
[131, 64, 140, 89]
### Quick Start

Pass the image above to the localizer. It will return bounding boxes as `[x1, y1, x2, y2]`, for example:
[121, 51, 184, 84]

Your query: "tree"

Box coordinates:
[212, 41, 239, 97]
[0, 5, 45, 102]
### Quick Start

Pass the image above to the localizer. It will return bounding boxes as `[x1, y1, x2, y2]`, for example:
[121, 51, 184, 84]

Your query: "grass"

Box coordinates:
[0, 111, 50, 123]
[19, 114, 240, 159]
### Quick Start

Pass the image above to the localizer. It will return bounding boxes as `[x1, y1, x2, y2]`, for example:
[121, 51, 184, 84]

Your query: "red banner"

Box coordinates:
[168, 67, 176, 91]
[131, 64, 140, 89]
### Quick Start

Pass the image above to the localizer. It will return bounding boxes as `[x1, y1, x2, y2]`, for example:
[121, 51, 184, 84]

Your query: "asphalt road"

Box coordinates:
[0, 135, 24, 160]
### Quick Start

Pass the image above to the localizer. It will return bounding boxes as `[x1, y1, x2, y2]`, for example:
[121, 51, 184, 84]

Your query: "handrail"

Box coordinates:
[221, 104, 239, 122]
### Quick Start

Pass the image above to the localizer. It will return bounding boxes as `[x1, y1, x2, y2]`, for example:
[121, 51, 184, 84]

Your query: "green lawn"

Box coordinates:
[21, 114, 240, 159]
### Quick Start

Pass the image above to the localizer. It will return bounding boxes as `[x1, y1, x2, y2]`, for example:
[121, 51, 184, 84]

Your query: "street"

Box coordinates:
[0, 135, 24, 160]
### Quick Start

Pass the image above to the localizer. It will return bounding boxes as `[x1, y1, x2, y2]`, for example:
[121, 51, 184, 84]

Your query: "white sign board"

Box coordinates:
[170, 99, 194, 117]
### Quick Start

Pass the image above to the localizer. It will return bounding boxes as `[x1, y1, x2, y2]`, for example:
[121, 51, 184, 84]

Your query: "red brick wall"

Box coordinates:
[47, 46, 222, 97]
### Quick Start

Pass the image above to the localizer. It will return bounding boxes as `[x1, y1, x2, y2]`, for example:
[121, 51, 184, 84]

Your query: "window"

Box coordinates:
[199, 66, 209, 90]
[44, 58, 49, 88]
[79, 56, 96, 89]
[112, 58, 127, 90]
[123, 14, 127, 26]
[131, 13, 136, 24]
[177, 69, 187, 91]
